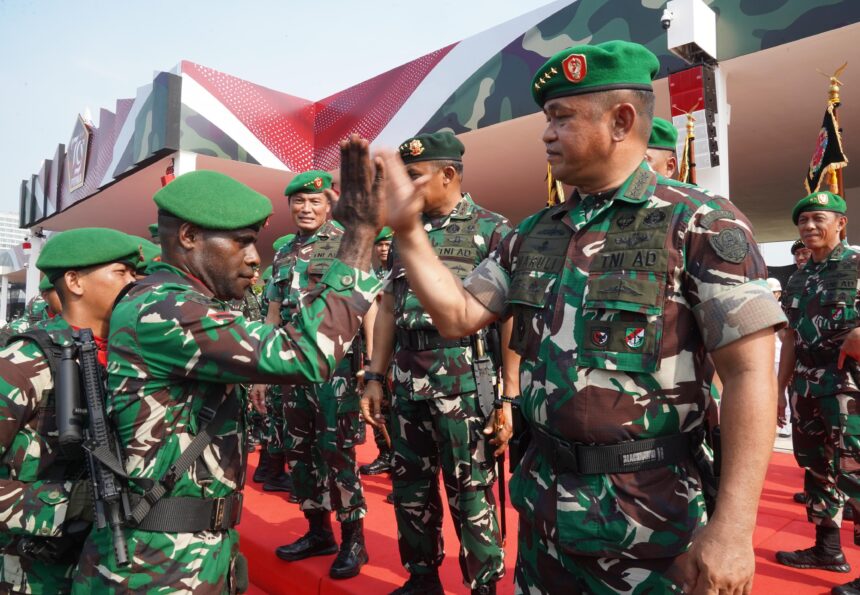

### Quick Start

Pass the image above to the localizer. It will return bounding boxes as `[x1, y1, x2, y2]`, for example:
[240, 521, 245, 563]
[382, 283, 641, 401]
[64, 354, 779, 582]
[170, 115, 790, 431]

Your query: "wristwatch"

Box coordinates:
[364, 371, 386, 384]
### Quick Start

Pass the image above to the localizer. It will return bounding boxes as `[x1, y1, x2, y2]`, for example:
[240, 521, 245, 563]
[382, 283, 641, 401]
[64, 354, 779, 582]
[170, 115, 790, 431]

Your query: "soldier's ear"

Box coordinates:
[609, 102, 637, 142]
[177, 222, 200, 250]
[63, 270, 85, 298]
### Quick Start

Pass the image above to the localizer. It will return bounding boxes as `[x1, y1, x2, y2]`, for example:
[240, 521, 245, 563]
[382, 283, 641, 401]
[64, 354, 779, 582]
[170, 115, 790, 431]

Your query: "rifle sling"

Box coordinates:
[129, 391, 240, 526]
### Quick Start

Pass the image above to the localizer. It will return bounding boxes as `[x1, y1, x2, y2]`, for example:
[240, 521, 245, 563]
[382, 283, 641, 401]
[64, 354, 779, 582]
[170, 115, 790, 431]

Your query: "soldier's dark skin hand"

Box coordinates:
[483, 402, 513, 457]
[361, 380, 384, 428]
[333, 134, 385, 272]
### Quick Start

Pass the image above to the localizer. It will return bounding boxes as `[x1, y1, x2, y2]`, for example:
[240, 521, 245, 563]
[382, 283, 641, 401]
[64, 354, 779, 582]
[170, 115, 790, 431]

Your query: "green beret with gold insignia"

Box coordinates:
[375, 227, 394, 243]
[37, 228, 143, 281]
[531, 40, 659, 106]
[398, 131, 464, 164]
[38, 276, 53, 292]
[154, 170, 272, 230]
[273, 234, 295, 252]
[792, 190, 847, 224]
[648, 117, 678, 151]
[148, 223, 159, 241]
[284, 171, 332, 197]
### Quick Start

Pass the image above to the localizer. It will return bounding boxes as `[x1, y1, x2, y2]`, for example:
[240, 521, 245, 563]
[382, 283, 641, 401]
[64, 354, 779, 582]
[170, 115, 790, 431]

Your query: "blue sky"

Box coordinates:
[0, 0, 555, 214]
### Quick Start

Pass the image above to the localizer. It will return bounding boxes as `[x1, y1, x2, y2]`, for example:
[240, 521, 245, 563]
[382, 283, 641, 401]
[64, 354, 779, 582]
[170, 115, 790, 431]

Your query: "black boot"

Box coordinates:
[472, 583, 496, 595]
[329, 519, 369, 579]
[834, 577, 860, 594]
[263, 452, 293, 492]
[794, 491, 808, 504]
[252, 449, 271, 483]
[359, 450, 392, 475]
[276, 511, 337, 561]
[776, 526, 851, 572]
[389, 570, 444, 595]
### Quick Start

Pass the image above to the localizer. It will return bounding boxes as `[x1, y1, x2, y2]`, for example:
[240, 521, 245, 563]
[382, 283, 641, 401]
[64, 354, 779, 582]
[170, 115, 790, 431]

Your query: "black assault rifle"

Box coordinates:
[57, 329, 132, 567]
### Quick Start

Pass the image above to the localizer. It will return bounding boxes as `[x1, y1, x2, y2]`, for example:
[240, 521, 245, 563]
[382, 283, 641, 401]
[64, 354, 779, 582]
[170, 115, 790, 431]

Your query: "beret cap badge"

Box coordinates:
[408, 139, 425, 157]
[562, 54, 587, 83]
[312, 177, 323, 189]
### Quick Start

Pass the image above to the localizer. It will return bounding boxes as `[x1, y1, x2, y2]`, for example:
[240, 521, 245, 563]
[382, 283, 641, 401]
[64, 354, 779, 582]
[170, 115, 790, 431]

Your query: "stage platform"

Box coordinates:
[240, 442, 860, 594]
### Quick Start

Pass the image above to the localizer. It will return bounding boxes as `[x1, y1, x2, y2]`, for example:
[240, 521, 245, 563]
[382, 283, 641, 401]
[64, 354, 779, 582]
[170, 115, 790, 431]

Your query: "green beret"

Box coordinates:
[284, 171, 332, 197]
[398, 131, 464, 165]
[148, 223, 159, 240]
[648, 117, 678, 151]
[792, 191, 847, 224]
[790, 239, 806, 254]
[38, 276, 53, 292]
[262, 265, 273, 283]
[531, 40, 659, 106]
[273, 233, 296, 252]
[154, 170, 272, 230]
[136, 238, 161, 270]
[36, 228, 142, 281]
[375, 227, 394, 243]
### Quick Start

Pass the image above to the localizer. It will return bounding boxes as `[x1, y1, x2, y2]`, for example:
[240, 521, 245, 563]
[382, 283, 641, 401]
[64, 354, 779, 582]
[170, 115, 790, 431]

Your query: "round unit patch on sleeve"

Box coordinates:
[709, 227, 749, 264]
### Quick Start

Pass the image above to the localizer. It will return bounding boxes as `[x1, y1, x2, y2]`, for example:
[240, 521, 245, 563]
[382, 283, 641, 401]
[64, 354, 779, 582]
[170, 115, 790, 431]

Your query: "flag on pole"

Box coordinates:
[804, 103, 848, 193]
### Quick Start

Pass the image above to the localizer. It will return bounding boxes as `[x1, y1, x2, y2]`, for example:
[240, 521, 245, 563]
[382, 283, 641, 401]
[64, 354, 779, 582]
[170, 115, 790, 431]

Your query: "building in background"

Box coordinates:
[0, 212, 27, 250]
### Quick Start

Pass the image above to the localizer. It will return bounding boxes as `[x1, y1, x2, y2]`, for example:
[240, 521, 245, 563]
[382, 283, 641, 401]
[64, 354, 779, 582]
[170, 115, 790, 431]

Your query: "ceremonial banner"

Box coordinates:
[805, 103, 848, 193]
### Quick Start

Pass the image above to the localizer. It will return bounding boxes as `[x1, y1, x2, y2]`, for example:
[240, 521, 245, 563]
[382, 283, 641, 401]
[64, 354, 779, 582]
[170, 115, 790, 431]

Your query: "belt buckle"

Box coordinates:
[212, 498, 226, 529]
[231, 493, 244, 526]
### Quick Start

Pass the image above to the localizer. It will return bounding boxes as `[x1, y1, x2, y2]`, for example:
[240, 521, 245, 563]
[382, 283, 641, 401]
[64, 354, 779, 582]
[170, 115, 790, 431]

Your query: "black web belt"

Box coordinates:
[796, 348, 839, 368]
[395, 328, 471, 351]
[532, 428, 692, 474]
[130, 493, 243, 533]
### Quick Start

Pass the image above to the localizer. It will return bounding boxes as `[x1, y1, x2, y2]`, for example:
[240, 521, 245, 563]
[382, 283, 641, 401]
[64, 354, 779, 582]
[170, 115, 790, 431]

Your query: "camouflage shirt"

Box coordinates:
[462, 161, 786, 559]
[74, 259, 380, 593]
[5, 297, 51, 338]
[0, 316, 84, 594]
[782, 242, 860, 398]
[387, 194, 511, 400]
[269, 221, 360, 378]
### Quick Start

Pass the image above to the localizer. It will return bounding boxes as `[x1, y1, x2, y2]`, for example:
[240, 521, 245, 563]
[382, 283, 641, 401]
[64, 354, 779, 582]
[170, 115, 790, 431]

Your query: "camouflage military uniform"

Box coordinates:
[461, 162, 786, 593]
[388, 194, 509, 588]
[269, 222, 366, 523]
[3, 297, 51, 342]
[71, 260, 379, 594]
[782, 242, 860, 539]
[0, 316, 87, 594]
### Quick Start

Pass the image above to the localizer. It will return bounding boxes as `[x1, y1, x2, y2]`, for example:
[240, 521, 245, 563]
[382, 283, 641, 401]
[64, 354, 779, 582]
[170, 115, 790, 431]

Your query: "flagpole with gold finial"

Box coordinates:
[824, 63, 847, 197]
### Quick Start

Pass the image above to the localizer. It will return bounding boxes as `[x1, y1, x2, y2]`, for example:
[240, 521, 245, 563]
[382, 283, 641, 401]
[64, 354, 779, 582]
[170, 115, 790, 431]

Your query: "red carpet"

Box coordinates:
[240, 444, 859, 594]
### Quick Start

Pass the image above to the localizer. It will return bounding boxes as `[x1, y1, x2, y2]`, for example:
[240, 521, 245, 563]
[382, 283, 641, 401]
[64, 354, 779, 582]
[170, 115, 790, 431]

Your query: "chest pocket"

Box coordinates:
[576, 206, 672, 374]
[434, 221, 480, 280]
[509, 217, 571, 360]
[818, 260, 859, 331]
[308, 236, 342, 278]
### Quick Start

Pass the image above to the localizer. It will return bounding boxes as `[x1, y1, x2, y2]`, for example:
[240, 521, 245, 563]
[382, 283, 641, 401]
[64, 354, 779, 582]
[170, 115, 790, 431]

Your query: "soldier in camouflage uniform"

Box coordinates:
[72, 139, 384, 594]
[363, 132, 514, 595]
[0, 227, 141, 594]
[775, 192, 860, 595]
[266, 170, 370, 579]
[359, 227, 395, 479]
[379, 41, 786, 593]
[2, 277, 62, 344]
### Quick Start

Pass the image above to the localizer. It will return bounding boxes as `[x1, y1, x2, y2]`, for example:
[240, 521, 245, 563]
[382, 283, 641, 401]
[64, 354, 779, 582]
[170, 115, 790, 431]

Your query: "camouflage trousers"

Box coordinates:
[371, 386, 393, 454]
[283, 377, 366, 523]
[72, 526, 242, 594]
[792, 392, 860, 541]
[264, 384, 286, 455]
[514, 515, 688, 594]
[391, 391, 504, 589]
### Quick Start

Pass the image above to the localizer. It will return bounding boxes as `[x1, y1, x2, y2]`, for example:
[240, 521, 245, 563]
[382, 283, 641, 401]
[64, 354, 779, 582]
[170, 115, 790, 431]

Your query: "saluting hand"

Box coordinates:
[333, 134, 386, 233]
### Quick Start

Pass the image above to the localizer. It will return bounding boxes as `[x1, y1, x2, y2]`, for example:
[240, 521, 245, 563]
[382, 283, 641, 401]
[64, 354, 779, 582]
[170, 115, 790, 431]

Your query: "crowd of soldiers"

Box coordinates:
[1, 38, 859, 595]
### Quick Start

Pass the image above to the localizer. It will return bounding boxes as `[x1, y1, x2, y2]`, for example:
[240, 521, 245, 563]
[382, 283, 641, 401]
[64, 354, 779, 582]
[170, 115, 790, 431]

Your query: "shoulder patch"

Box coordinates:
[709, 227, 749, 264]
[699, 209, 736, 230]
